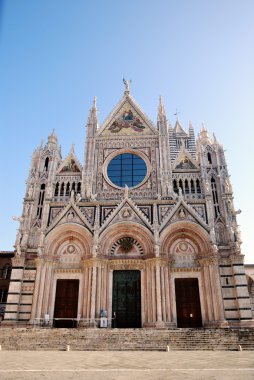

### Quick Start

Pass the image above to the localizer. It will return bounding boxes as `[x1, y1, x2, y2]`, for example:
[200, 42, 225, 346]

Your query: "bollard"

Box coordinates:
[166, 345, 170, 352]
[66, 345, 70, 351]
[238, 345, 243, 351]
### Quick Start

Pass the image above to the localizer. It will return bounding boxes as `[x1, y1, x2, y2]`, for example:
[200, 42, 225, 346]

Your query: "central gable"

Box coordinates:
[98, 94, 157, 136]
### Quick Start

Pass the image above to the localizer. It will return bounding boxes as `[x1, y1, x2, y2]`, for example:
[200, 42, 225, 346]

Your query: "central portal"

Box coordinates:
[112, 270, 141, 328]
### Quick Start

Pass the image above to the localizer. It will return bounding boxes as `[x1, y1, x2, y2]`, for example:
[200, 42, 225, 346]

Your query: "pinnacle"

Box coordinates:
[70, 144, 75, 154]
[158, 95, 165, 115]
[48, 129, 58, 144]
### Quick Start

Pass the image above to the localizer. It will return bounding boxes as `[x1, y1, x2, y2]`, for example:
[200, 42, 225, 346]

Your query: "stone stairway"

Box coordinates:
[0, 327, 254, 351]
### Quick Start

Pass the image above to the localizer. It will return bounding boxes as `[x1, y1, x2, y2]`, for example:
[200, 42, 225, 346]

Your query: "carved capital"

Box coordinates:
[109, 259, 145, 270]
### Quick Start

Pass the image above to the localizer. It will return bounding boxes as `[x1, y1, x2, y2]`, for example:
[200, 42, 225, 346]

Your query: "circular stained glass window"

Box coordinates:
[107, 153, 147, 188]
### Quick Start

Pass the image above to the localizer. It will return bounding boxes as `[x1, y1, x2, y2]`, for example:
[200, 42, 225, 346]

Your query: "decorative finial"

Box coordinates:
[123, 78, 131, 93]
[93, 96, 97, 109]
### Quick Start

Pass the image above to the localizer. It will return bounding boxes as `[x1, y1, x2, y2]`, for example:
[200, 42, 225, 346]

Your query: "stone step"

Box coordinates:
[0, 327, 253, 351]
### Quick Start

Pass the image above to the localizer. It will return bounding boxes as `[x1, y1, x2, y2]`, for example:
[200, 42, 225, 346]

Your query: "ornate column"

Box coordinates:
[205, 255, 228, 327]
[90, 263, 97, 325]
[29, 258, 43, 322]
[155, 263, 162, 323]
[35, 260, 47, 319]
[145, 258, 172, 328]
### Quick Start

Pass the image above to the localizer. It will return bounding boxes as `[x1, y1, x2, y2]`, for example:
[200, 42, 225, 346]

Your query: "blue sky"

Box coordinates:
[0, 0, 253, 263]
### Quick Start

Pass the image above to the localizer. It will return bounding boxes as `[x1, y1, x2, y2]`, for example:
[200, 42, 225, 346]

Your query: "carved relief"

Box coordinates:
[169, 239, 198, 268]
[110, 237, 143, 256]
[79, 207, 95, 225]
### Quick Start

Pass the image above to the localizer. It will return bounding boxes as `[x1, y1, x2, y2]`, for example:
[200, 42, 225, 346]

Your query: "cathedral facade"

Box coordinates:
[4, 84, 254, 328]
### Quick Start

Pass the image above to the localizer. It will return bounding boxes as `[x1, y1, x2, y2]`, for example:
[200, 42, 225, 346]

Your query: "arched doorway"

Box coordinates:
[175, 278, 202, 328]
[41, 224, 92, 327]
[161, 221, 212, 328]
[99, 222, 154, 328]
[112, 270, 141, 328]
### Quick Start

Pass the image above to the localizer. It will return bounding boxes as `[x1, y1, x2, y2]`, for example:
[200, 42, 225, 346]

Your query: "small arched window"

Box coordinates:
[211, 177, 220, 218]
[54, 182, 59, 196]
[190, 179, 195, 194]
[37, 184, 45, 219]
[60, 183, 65, 196]
[207, 152, 212, 164]
[185, 179, 189, 194]
[2, 265, 11, 279]
[196, 179, 201, 193]
[65, 182, 70, 196]
[71, 182, 76, 193]
[44, 157, 49, 171]
[173, 179, 178, 194]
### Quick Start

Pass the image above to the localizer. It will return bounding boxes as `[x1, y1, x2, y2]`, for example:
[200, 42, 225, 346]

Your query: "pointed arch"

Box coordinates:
[45, 223, 92, 259]
[161, 220, 212, 256]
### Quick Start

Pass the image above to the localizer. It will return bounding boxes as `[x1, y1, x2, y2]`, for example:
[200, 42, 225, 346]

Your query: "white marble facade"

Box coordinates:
[4, 84, 254, 328]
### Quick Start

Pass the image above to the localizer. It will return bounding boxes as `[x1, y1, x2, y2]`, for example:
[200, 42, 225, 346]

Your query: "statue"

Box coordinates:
[28, 185, 33, 198]
[210, 227, 216, 243]
[91, 193, 97, 201]
[70, 190, 75, 202]
[124, 184, 129, 198]
[123, 78, 131, 92]
[204, 180, 210, 194]
[37, 247, 43, 257]
[224, 178, 232, 193]
[76, 193, 82, 203]
[16, 244, 22, 257]
[12, 216, 24, 223]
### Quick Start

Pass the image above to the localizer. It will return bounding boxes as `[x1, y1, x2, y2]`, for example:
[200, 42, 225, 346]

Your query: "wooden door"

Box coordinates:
[112, 270, 141, 328]
[53, 279, 79, 328]
[175, 278, 202, 328]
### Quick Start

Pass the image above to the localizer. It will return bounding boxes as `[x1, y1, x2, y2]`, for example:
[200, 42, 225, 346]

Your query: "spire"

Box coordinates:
[158, 95, 166, 116]
[47, 129, 58, 145]
[198, 123, 210, 143]
[157, 96, 167, 132]
[86, 96, 98, 138]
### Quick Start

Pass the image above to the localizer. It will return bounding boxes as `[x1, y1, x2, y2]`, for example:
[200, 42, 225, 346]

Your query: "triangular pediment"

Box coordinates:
[46, 201, 93, 234]
[99, 196, 153, 234]
[174, 120, 187, 136]
[98, 94, 158, 136]
[57, 151, 82, 174]
[159, 198, 209, 234]
[173, 148, 199, 170]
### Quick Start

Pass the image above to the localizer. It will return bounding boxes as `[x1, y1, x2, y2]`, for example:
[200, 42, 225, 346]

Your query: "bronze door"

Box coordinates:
[112, 270, 141, 328]
[53, 279, 79, 328]
[175, 278, 202, 328]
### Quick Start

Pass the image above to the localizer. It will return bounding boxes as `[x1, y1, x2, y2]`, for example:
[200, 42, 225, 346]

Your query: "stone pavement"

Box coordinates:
[0, 351, 253, 380]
